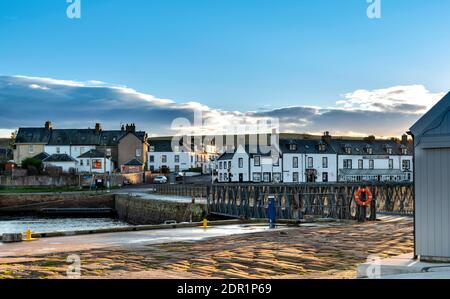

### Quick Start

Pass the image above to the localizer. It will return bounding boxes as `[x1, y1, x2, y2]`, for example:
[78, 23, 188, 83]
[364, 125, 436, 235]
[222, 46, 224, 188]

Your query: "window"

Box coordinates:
[293, 172, 299, 183]
[366, 147, 373, 155]
[224, 173, 228, 181]
[344, 159, 352, 169]
[136, 148, 142, 157]
[322, 172, 328, 183]
[345, 147, 352, 154]
[86, 159, 90, 166]
[253, 173, 261, 182]
[149, 155, 155, 163]
[263, 172, 271, 182]
[149, 146, 155, 152]
[402, 160, 411, 171]
[150, 165, 154, 171]
[402, 148, 408, 155]
[307, 157, 313, 169]
[175, 165, 180, 172]
[174, 155, 180, 163]
[106, 148, 111, 156]
[389, 159, 394, 170]
[162, 155, 167, 163]
[318, 143, 326, 151]
[273, 173, 281, 183]
[219, 162, 222, 169]
[293, 157, 299, 168]
[219, 173, 223, 181]
[358, 159, 363, 169]
[322, 157, 328, 168]
[369, 160, 374, 170]
[289, 144, 297, 151]
[228, 161, 231, 169]
[28, 145, 34, 154]
[80, 159, 84, 166]
[254, 156, 261, 166]
[56, 147, 61, 154]
[92, 159, 102, 169]
[238, 158, 243, 168]
[386, 147, 393, 155]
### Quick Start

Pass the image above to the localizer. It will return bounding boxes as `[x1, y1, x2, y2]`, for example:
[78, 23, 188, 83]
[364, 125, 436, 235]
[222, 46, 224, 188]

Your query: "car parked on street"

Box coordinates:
[153, 175, 168, 184]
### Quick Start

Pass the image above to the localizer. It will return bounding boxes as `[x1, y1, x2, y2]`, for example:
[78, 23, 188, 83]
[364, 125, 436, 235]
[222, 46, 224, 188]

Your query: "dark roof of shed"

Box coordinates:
[123, 158, 143, 166]
[16, 128, 51, 144]
[410, 92, 450, 137]
[43, 154, 77, 162]
[78, 149, 106, 158]
[32, 152, 50, 161]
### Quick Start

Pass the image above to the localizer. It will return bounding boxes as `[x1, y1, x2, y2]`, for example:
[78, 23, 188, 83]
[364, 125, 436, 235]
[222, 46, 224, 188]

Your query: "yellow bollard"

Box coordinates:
[23, 228, 38, 241]
[202, 218, 208, 229]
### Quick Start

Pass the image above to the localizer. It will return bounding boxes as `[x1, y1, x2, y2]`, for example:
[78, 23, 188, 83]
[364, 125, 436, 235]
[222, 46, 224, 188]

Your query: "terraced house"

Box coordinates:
[14, 121, 148, 174]
[215, 132, 413, 183]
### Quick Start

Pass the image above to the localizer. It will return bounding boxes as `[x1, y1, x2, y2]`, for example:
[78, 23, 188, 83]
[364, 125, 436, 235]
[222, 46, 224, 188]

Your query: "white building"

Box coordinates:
[77, 149, 113, 174]
[42, 154, 77, 173]
[148, 138, 218, 174]
[214, 132, 413, 184]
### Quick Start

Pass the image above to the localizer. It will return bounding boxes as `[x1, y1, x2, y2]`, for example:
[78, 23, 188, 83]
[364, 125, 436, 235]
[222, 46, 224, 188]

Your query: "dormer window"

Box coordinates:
[149, 146, 155, 152]
[386, 147, 393, 155]
[366, 147, 373, 155]
[402, 148, 408, 155]
[344, 146, 352, 154]
[289, 144, 297, 151]
[318, 143, 326, 151]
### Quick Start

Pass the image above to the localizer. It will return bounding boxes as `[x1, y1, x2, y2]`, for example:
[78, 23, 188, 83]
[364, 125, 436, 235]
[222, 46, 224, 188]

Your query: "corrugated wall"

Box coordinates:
[416, 145, 450, 259]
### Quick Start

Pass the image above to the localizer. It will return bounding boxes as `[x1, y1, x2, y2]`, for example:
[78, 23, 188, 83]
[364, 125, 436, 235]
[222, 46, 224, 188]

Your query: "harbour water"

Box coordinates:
[0, 216, 130, 235]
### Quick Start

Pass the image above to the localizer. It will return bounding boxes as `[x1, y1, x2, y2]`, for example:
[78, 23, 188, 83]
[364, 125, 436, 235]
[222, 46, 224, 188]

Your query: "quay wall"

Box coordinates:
[0, 193, 115, 213]
[115, 195, 206, 225]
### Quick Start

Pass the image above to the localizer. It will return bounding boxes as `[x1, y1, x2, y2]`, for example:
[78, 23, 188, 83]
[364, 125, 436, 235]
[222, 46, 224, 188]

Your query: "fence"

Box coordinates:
[153, 182, 414, 220]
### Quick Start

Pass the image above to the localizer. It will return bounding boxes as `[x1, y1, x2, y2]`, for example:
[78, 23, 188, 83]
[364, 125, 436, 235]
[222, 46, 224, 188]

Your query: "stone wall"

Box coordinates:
[0, 193, 115, 213]
[115, 195, 206, 225]
[0, 175, 78, 187]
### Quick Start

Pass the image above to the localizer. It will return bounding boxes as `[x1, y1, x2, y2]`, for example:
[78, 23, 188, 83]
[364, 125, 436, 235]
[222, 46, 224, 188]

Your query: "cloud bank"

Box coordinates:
[0, 75, 445, 138]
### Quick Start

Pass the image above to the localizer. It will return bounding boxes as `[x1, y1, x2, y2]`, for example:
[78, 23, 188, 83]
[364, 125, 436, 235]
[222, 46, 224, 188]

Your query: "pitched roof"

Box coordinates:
[16, 128, 51, 144]
[330, 139, 407, 155]
[123, 158, 143, 166]
[47, 129, 101, 145]
[279, 138, 336, 154]
[117, 131, 147, 143]
[410, 92, 450, 137]
[32, 152, 50, 161]
[77, 149, 106, 158]
[43, 154, 77, 163]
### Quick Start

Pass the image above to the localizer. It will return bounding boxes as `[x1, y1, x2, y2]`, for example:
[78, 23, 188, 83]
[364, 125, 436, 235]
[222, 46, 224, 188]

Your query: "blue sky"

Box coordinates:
[1, 0, 449, 137]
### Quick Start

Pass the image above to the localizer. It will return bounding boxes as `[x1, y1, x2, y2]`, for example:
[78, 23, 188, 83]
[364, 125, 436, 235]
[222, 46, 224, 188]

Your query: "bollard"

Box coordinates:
[23, 228, 38, 241]
[268, 195, 276, 229]
[202, 218, 208, 229]
[2, 233, 23, 243]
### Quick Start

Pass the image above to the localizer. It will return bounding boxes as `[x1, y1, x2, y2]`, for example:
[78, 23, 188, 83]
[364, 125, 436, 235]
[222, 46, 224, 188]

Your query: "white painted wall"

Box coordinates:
[44, 145, 95, 158]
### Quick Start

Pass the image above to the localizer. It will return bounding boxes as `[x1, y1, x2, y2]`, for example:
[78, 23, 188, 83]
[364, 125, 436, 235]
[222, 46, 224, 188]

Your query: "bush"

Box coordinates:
[21, 158, 42, 171]
[188, 167, 203, 173]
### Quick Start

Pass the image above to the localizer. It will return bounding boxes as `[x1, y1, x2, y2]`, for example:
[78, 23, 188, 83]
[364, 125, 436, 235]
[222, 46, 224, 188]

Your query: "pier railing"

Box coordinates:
[152, 182, 414, 220]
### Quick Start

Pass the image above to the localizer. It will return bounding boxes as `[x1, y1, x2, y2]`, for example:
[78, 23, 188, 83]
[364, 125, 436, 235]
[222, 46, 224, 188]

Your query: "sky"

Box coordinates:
[1, 0, 449, 138]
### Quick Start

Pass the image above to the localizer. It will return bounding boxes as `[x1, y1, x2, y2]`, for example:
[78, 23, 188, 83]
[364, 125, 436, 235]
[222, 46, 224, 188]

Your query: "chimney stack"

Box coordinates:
[322, 131, 332, 144]
[45, 121, 52, 130]
[401, 134, 408, 146]
[125, 123, 136, 133]
[95, 123, 102, 132]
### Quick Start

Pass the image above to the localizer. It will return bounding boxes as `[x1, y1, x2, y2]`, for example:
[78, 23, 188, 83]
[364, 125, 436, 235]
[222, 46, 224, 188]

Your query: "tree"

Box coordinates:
[21, 158, 42, 171]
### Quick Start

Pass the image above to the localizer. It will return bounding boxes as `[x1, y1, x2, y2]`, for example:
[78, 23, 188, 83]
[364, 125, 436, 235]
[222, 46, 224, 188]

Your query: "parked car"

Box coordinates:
[153, 176, 168, 184]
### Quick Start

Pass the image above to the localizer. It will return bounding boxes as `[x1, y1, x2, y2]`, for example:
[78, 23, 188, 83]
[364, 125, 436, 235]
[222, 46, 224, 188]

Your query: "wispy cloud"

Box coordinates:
[0, 75, 445, 138]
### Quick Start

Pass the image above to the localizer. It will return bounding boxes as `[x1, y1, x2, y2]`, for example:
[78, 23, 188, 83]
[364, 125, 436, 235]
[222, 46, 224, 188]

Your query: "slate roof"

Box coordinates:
[217, 152, 235, 161]
[123, 158, 143, 166]
[32, 152, 50, 161]
[15, 128, 51, 144]
[149, 139, 191, 152]
[16, 126, 147, 147]
[410, 92, 450, 137]
[43, 154, 77, 163]
[78, 149, 106, 158]
[279, 138, 336, 154]
[330, 139, 408, 155]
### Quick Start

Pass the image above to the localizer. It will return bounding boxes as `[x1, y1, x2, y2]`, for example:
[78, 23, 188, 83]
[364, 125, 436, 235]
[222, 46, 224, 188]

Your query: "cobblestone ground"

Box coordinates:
[0, 216, 413, 279]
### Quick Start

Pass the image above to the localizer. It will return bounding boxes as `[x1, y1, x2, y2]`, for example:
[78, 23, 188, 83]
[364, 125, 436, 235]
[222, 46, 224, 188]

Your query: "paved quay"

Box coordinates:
[0, 215, 413, 279]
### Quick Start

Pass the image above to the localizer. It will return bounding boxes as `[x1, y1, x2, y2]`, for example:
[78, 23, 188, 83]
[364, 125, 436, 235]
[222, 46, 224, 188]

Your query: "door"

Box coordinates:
[239, 173, 243, 182]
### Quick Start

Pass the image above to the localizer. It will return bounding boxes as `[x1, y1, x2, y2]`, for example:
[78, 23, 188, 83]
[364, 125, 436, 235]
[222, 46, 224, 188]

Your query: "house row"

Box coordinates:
[215, 132, 413, 183]
[147, 137, 219, 174]
[14, 121, 148, 174]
